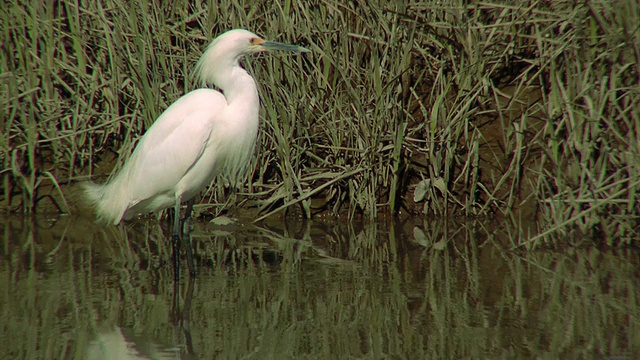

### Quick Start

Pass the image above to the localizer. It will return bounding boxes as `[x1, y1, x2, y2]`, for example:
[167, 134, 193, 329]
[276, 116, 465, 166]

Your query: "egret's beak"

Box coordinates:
[261, 40, 311, 53]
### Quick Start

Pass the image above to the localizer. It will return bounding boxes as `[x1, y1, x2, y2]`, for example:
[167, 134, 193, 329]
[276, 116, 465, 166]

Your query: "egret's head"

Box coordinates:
[195, 29, 310, 87]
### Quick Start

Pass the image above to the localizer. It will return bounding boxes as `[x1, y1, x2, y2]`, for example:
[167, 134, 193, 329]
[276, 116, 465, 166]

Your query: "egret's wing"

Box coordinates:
[123, 89, 226, 203]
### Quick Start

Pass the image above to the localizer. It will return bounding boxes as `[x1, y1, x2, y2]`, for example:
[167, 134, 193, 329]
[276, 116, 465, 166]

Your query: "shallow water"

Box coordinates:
[1, 215, 638, 359]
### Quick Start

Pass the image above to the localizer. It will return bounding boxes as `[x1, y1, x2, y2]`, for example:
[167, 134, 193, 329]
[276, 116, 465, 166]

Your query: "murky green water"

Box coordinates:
[1, 216, 638, 359]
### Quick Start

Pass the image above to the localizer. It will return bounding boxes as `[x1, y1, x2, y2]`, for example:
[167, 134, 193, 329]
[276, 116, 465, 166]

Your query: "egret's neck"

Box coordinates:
[196, 48, 259, 107]
[218, 66, 259, 106]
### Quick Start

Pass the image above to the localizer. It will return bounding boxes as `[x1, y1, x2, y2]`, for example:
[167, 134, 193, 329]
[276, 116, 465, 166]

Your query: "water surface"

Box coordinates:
[1, 215, 638, 359]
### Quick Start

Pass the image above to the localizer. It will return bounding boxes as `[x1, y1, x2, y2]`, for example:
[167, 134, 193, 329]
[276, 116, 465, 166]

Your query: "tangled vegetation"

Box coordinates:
[2, 0, 639, 246]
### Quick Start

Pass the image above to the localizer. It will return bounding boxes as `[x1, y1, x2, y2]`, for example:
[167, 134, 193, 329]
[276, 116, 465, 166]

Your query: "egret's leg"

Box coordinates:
[181, 199, 196, 277]
[172, 197, 182, 281]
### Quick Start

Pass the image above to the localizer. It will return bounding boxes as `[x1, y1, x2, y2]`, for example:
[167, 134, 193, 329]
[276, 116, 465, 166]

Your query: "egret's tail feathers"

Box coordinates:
[82, 181, 126, 225]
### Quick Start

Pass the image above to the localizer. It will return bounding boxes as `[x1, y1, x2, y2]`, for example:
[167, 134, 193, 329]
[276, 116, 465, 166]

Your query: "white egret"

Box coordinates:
[83, 29, 310, 280]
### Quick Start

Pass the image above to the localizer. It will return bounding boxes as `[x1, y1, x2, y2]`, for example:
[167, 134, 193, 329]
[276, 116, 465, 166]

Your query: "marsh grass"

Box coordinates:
[2, 0, 639, 246]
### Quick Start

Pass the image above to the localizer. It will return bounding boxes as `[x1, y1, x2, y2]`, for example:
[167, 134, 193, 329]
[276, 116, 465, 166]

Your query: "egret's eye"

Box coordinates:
[249, 37, 265, 46]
